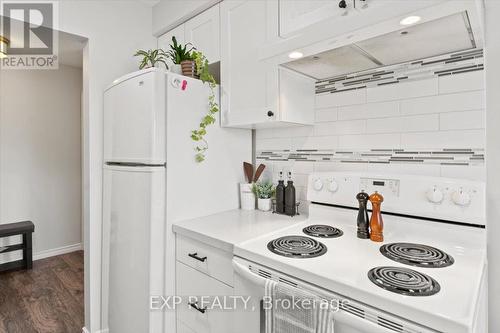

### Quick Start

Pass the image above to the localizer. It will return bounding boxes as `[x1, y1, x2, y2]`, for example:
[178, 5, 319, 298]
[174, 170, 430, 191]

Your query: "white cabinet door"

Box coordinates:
[220, 0, 277, 128]
[176, 261, 234, 333]
[279, 0, 352, 37]
[158, 24, 186, 68]
[184, 5, 220, 63]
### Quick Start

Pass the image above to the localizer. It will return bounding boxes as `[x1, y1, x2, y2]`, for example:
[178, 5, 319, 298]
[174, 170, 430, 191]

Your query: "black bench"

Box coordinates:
[0, 221, 34, 273]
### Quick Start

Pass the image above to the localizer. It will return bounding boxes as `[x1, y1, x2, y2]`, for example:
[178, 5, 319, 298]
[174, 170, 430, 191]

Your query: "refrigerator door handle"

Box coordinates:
[105, 162, 166, 167]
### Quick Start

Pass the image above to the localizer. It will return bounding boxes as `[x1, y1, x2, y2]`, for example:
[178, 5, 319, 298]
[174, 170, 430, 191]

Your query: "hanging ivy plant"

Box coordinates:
[191, 51, 219, 163]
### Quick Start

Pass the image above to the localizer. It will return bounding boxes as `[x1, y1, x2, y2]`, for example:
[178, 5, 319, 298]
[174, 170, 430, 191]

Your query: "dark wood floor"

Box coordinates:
[0, 251, 84, 333]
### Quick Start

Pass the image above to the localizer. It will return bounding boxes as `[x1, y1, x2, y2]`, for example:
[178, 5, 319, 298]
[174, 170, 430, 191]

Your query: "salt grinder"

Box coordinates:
[369, 191, 384, 242]
[356, 191, 370, 239]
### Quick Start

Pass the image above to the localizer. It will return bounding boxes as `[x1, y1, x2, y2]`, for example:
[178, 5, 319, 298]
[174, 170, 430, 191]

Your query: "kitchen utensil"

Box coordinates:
[253, 164, 266, 182]
[243, 162, 254, 183]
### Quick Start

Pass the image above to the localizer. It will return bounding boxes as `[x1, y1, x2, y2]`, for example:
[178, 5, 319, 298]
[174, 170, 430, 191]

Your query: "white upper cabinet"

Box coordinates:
[158, 5, 220, 65]
[279, 0, 353, 38]
[220, 0, 315, 128]
[184, 5, 220, 63]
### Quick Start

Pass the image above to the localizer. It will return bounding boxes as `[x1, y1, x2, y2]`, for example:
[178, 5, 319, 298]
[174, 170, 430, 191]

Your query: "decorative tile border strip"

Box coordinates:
[256, 148, 485, 166]
[316, 49, 484, 94]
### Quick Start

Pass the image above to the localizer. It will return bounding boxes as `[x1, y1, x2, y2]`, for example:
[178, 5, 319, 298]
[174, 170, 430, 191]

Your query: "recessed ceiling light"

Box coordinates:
[288, 51, 304, 59]
[400, 16, 421, 26]
[0, 36, 9, 58]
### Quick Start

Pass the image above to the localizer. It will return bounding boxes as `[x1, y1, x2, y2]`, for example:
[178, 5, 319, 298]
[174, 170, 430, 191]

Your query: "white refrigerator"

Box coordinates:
[101, 68, 251, 333]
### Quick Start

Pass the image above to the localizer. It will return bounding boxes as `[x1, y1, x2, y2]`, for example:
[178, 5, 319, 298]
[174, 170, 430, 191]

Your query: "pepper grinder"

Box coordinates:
[369, 191, 384, 242]
[356, 191, 370, 239]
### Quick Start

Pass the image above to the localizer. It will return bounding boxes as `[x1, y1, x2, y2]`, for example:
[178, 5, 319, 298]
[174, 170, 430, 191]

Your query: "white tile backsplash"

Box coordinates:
[338, 133, 401, 149]
[316, 89, 366, 108]
[255, 69, 486, 189]
[292, 135, 339, 150]
[315, 108, 339, 122]
[366, 114, 439, 134]
[438, 71, 485, 94]
[401, 129, 485, 149]
[400, 90, 485, 115]
[366, 78, 438, 103]
[338, 101, 400, 120]
[314, 120, 366, 136]
[439, 110, 485, 130]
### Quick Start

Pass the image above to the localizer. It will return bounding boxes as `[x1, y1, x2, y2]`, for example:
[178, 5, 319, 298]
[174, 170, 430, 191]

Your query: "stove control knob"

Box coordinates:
[452, 188, 471, 206]
[328, 179, 339, 193]
[313, 178, 323, 191]
[426, 186, 444, 204]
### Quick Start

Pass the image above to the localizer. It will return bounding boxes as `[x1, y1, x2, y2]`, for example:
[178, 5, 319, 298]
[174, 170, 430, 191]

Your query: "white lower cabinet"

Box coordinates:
[176, 261, 234, 333]
[175, 234, 234, 333]
[177, 320, 196, 333]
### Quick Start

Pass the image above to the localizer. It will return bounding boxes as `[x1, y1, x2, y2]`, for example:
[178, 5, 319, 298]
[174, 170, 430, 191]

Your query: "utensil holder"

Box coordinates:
[240, 183, 255, 210]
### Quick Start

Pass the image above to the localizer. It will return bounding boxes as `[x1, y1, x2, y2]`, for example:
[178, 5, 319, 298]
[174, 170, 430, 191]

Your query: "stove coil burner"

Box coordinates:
[267, 236, 327, 258]
[368, 266, 440, 296]
[380, 243, 454, 268]
[303, 225, 344, 238]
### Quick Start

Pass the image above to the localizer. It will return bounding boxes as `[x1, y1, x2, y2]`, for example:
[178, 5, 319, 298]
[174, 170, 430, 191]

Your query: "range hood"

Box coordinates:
[282, 12, 478, 80]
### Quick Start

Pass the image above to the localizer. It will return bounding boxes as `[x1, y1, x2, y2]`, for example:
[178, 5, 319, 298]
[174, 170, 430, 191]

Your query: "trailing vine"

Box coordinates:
[191, 51, 219, 162]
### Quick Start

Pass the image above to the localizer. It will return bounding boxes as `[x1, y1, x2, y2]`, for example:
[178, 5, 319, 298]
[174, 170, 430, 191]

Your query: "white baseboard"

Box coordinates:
[82, 327, 108, 333]
[34, 243, 83, 261]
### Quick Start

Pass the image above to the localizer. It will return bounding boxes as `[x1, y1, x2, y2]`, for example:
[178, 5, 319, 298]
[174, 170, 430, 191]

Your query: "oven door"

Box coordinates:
[233, 258, 429, 333]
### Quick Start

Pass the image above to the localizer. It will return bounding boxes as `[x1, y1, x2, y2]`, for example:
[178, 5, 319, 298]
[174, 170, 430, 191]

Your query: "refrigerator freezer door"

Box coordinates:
[104, 69, 166, 164]
[101, 165, 165, 333]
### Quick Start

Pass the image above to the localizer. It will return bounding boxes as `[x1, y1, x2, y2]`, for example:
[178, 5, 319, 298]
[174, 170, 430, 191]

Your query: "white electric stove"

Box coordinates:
[233, 172, 487, 333]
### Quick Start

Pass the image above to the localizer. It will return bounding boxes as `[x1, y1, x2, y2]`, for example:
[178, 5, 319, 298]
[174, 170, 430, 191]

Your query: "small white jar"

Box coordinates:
[240, 183, 255, 210]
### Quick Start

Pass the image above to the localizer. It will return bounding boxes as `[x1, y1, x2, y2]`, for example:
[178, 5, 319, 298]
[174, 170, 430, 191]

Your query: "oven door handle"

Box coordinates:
[232, 259, 268, 287]
[334, 310, 397, 333]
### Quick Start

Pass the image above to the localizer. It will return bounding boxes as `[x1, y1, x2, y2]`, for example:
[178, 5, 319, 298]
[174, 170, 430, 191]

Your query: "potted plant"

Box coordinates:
[134, 49, 169, 69]
[252, 181, 275, 212]
[167, 36, 197, 77]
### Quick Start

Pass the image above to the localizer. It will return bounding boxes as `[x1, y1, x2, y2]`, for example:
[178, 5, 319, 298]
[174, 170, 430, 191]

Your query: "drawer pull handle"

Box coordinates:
[188, 252, 207, 262]
[189, 302, 207, 314]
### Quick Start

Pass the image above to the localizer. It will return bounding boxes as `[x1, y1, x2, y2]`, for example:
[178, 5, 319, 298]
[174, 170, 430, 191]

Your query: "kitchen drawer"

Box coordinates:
[177, 320, 196, 333]
[176, 234, 233, 286]
[176, 262, 234, 333]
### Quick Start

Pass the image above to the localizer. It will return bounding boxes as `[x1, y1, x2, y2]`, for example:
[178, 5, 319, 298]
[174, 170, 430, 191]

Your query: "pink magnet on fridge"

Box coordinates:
[181, 80, 188, 91]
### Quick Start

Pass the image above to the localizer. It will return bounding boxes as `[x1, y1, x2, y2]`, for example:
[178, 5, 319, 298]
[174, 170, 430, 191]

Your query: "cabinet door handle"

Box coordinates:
[267, 111, 274, 117]
[189, 302, 207, 314]
[188, 252, 207, 262]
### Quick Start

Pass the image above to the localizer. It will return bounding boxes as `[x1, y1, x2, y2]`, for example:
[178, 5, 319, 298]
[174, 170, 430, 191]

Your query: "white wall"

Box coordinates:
[485, 0, 500, 331]
[54, 2, 156, 332]
[152, 0, 219, 36]
[256, 70, 486, 203]
[0, 65, 82, 258]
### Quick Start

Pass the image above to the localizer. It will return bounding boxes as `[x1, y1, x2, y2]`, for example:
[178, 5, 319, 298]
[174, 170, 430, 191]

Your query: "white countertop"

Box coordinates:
[172, 209, 307, 252]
